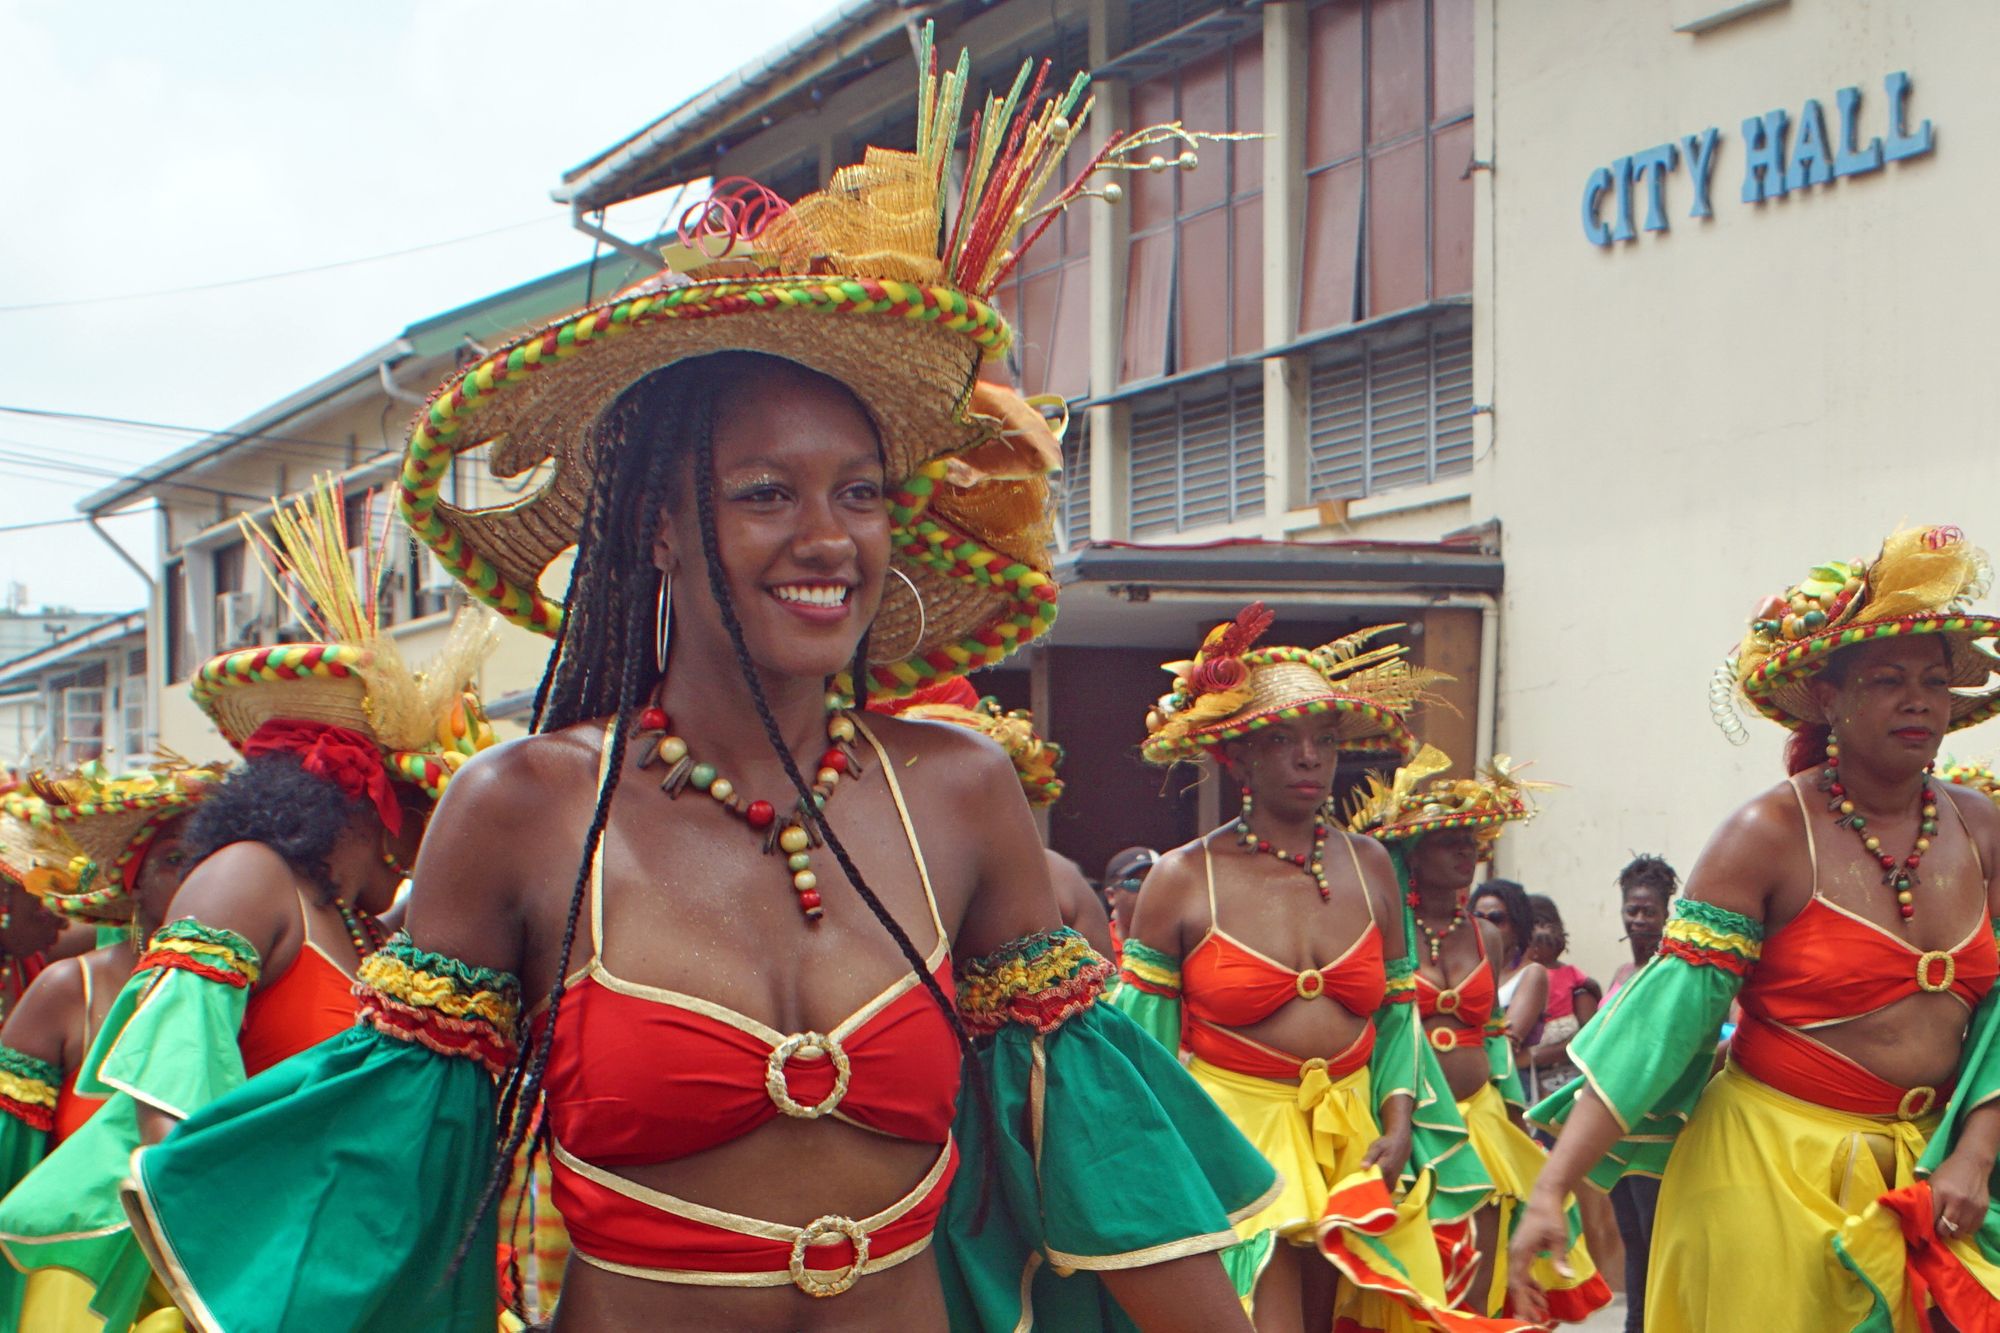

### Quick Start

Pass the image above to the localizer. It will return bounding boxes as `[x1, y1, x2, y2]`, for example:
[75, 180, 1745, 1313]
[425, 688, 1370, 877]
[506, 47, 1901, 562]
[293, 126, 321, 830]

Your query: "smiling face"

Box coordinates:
[1808, 635, 1952, 776]
[1223, 714, 1343, 823]
[655, 359, 890, 687]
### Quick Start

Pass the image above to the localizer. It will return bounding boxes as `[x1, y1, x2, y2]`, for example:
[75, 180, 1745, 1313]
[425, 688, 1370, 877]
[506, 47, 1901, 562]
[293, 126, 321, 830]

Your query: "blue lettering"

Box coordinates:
[1742, 109, 1790, 202]
[1581, 167, 1614, 246]
[1683, 128, 1721, 218]
[1786, 99, 1835, 190]
[1631, 143, 1680, 232]
[1611, 155, 1638, 242]
[1884, 71, 1935, 162]
[1834, 85, 1883, 177]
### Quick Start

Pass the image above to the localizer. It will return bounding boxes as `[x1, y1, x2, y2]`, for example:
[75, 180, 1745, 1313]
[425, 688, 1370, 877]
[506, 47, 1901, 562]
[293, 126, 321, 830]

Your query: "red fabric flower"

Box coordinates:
[1191, 655, 1247, 696]
[243, 720, 402, 836]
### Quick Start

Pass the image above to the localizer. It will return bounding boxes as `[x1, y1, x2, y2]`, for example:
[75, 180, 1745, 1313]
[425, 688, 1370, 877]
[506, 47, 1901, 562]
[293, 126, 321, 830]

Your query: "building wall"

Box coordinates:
[1478, 1, 1994, 979]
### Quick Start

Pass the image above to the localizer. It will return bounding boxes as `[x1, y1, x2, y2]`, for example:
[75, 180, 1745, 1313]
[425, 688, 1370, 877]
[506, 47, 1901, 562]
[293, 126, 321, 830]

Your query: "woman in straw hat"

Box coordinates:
[1347, 750, 1608, 1322]
[0, 763, 216, 1333]
[0, 804, 70, 1025]
[874, 678, 1115, 957]
[122, 31, 1273, 1333]
[1514, 526, 2000, 1330]
[1118, 603, 1532, 1333]
[0, 479, 496, 1333]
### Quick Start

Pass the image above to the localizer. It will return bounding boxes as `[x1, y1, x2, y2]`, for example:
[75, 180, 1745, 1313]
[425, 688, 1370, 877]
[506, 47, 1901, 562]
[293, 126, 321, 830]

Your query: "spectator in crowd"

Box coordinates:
[1465, 878, 1547, 1058]
[1522, 895, 1600, 1102]
[1101, 846, 1157, 963]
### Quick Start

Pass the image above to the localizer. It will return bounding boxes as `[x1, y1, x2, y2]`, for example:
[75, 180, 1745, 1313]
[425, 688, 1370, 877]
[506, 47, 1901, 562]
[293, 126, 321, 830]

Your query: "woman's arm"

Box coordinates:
[1502, 958, 1549, 1049]
[1047, 850, 1115, 958]
[1927, 788, 2000, 1235]
[0, 956, 82, 1070]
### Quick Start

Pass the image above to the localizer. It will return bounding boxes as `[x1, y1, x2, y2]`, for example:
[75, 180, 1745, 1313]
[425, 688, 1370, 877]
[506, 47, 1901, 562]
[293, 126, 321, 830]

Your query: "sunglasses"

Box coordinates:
[1108, 878, 1145, 894]
[1470, 909, 1508, 926]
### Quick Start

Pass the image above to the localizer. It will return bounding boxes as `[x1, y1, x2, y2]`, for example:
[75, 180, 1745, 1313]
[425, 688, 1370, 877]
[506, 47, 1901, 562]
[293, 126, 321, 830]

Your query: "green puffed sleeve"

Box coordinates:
[936, 929, 1279, 1333]
[1528, 897, 1761, 1190]
[0, 920, 260, 1333]
[124, 936, 517, 1333]
[0, 1047, 58, 1332]
[1113, 939, 1183, 1054]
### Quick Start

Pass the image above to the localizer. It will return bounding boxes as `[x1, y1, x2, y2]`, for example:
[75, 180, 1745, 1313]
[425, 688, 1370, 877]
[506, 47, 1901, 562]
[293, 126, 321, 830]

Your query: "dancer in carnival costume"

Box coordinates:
[877, 680, 1115, 956]
[1347, 750, 1608, 1322]
[1515, 526, 2000, 1330]
[0, 799, 78, 1023]
[123, 34, 1276, 1332]
[0, 480, 497, 1333]
[0, 762, 218, 1332]
[1119, 603, 1528, 1333]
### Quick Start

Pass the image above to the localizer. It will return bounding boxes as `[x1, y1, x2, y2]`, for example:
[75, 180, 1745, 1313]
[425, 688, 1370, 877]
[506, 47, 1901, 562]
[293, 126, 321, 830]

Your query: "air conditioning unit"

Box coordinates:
[215, 591, 261, 649]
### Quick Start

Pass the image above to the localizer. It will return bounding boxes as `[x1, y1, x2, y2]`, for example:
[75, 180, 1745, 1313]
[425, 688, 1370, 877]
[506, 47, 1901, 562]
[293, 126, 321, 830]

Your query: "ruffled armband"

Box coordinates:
[0, 1046, 58, 1135]
[936, 928, 1278, 1332]
[124, 934, 516, 1333]
[1529, 898, 1762, 1190]
[1114, 939, 1184, 1055]
[83, 920, 260, 1112]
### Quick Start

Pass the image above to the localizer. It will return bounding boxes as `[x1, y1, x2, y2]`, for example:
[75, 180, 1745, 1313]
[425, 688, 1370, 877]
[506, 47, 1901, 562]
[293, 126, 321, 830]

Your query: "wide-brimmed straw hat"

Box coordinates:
[1716, 525, 2000, 740]
[189, 476, 499, 800]
[1346, 745, 1547, 850]
[396, 25, 1209, 698]
[14, 760, 222, 920]
[0, 797, 37, 893]
[1141, 603, 1444, 764]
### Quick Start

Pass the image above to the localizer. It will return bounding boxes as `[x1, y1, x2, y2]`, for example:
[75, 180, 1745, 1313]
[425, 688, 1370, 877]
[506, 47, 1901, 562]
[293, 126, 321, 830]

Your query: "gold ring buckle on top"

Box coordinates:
[1298, 1056, 1330, 1079]
[1898, 1085, 1939, 1120]
[1428, 1026, 1463, 1052]
[790, 1214, 871, 1297]
[1435, 987, 1461, 1015]
[1296, 970, 1326, 1000]
[1917, 951, 1957, 994]
[766, 1031, 852, 1119]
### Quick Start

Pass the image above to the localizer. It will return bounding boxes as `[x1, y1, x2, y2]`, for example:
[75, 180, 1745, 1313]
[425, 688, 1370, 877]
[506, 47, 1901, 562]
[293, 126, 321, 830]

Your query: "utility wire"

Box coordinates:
[0, 214, 568, 313]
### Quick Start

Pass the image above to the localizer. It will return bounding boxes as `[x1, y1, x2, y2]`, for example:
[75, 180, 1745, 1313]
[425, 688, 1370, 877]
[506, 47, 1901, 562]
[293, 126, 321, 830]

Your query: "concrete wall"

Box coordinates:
[1476, 0, 1997, 979]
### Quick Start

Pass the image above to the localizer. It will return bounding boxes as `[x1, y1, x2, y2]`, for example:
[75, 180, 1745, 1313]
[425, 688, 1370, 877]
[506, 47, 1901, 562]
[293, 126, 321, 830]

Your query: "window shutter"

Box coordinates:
[1308, 356, 1366, 500]
[1129, 401, 1182, 536]
[1433, 325, 1475, 479]
[1366, 341, 1431, 493]
[1061, 416, 1092, 547]
[1177, 388, 1235, 528]
[1231, 382, 1265, 519]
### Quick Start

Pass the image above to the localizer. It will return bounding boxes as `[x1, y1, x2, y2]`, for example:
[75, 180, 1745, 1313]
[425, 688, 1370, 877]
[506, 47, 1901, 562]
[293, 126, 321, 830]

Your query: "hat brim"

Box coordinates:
[41, 799, 196, 917]
[191, 643, 376, 750]
[1742, 615, 2000, 730]
[1142, 695, 1417, 763]
[1366, 808, 1527, 844]
[398, 276, 1057, 696]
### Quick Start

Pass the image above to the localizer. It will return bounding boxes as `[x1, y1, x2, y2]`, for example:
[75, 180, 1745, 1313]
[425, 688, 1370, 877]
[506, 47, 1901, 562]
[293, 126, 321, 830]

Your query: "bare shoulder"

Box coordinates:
[1941, 781, 2000, 843]
[1475, 917, 1507, 963]
[1126, 837, 1211, 958]
[429, 725, 604, 828]
[167, 840, 307, 959]
[0, 954, 84, 1063]
[1681, 779, 1804, 921]
[862, 712, 1018, 800]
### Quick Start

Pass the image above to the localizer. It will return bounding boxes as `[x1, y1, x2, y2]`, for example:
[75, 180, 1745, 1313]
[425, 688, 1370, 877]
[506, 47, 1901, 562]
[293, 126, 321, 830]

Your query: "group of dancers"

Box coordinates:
[0, 30, 1993, 1332]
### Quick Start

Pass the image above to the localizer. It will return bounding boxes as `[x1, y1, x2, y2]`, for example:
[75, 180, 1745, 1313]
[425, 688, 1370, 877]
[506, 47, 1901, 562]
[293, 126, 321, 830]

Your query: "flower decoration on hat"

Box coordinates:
[1141, 602, 1445, 764]
[1345, 745, 1548, 852]
[190, 475, 500, 807]
[1714, 525, 2000, 742]
[16, 758, 224, 921]
[878, 686, 1064, 807]
[397, 21, 1234, 698]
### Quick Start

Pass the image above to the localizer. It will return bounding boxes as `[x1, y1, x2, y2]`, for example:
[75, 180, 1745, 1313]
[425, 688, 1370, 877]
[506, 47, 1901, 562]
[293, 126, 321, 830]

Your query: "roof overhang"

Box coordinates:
[0, 611, 146, 686]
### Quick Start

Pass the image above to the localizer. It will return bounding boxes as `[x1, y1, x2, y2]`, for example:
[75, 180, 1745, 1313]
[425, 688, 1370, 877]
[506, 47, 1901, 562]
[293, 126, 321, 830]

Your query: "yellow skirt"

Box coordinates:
[1649, 1064, 2000, 1333]
[1457, 1082, 1607, 1322]
[1188, 1056, 1516, 1332]
[19, 1268, 185, 1331]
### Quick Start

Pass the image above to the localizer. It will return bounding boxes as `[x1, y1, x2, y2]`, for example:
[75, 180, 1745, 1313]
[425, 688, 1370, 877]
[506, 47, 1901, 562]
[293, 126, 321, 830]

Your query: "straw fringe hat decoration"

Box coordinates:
[14, 759, 224, 921]
[895, 693, 1065, 807]
[1142, 603, 1445, 764]
[1345, 744, 1548, 851]
[190, 474, 499, 800]
[1712, 525, 2000, 743]
[1938, 758, 2000, 808]
[397, 22, 1230, 697]
[0, 796, 38, 894]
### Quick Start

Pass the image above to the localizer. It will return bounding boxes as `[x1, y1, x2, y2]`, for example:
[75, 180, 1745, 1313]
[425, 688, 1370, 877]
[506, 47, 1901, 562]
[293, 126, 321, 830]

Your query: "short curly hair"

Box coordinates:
[1616, 853, 1679, 902]
[181, 753, 363, 902]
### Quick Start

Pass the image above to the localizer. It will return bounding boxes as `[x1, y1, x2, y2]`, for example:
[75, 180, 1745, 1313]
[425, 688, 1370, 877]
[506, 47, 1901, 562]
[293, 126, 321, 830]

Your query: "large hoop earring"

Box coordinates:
[875, 567, 927, 661]
[655, 571, 673, 675]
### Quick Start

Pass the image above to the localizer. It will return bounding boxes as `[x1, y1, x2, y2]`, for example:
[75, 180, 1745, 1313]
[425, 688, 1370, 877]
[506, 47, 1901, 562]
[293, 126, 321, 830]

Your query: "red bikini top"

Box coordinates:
[240, 896, 366, 1078]
[1181, 837, 1387, 1031]
[1414, 923, 1497, 1031]
[543, 722, 963, 1167]
[1743, 782, 1997, 1029]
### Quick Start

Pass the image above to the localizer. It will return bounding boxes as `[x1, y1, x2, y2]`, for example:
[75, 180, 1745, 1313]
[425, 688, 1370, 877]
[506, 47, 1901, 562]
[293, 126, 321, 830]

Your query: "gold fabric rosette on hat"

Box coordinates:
[1714, 525, 2000, 742]
[1345, 744, 1547, 853]
[188, 475, 500, 805]
[1141, 602, 1444, 764]
[395, 23, 1220, 698]
[14, 759, 223, 920]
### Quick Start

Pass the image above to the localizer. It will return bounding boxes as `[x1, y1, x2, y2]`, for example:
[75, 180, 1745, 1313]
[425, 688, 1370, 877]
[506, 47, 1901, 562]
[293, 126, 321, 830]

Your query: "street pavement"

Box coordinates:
[1576, 1293, 1627, 1330]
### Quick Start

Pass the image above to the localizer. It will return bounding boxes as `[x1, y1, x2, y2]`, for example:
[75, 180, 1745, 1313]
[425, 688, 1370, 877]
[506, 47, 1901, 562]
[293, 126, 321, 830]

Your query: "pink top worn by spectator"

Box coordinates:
[1544, 963, 1595, 1020]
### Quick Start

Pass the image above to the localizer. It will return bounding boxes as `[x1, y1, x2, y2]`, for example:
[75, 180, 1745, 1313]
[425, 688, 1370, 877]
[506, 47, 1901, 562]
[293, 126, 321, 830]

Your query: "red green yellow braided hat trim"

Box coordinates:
[1346, 745, 1548, 847]
[16, 762, 223, 918]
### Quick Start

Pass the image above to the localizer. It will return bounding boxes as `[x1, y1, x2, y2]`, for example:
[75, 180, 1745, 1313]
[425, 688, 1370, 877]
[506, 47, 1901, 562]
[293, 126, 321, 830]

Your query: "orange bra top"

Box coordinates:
[1414, 921, 1497, 1031]
[543, 720, 963, 1169]
[52, 961, 106, 1145]
[239, 891, 365, 1078]
[1183, 837, 1387, 1030]
[1742, 782, 1997, 1029]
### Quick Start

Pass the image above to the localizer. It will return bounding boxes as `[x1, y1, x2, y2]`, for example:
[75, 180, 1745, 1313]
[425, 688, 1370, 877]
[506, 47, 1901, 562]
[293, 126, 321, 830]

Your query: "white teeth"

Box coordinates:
[773, 584, 849, 608]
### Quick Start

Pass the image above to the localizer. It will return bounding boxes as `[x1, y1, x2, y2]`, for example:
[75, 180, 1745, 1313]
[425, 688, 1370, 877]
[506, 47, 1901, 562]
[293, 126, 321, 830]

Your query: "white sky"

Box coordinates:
[0, 0, 844, 612]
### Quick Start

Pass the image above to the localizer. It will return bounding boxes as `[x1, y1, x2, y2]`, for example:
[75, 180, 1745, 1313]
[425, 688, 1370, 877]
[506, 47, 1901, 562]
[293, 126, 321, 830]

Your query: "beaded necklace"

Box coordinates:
[634, 700, 861, 923]
[1232, 793, 1331, 901]
[1818, 738, 1938, 922]
[330, 895, 386, 958]
[1408, 891, 1467, 964]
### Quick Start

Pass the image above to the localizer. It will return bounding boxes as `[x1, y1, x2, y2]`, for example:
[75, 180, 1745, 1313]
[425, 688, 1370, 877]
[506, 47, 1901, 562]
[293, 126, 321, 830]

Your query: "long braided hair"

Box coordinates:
[461, 351, 993, 1269]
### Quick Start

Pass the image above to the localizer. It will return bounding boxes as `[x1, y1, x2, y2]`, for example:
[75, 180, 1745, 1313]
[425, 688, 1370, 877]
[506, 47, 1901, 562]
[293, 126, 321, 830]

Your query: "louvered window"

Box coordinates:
[1308, 317, 1474, 501]
[1059, 416, 1092, 549]
[1129, 375, 1264, 536]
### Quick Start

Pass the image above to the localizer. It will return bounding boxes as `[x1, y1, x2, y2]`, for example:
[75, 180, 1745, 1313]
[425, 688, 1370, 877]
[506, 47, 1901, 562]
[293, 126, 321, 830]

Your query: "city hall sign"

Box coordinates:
[1580, 71, 1935, 247]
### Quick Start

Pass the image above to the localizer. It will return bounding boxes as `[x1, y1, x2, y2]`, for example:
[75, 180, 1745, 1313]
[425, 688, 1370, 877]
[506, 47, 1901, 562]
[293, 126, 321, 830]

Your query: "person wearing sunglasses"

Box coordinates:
[1101, 847, 1158, 965]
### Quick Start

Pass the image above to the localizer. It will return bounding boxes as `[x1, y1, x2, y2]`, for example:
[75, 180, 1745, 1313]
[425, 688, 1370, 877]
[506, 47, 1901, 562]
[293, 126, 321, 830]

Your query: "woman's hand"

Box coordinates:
[1506, 1184, 1571, 1323]
[1931, 1147, 1993, 1243]
[1360, 1123, 1412, 1186]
